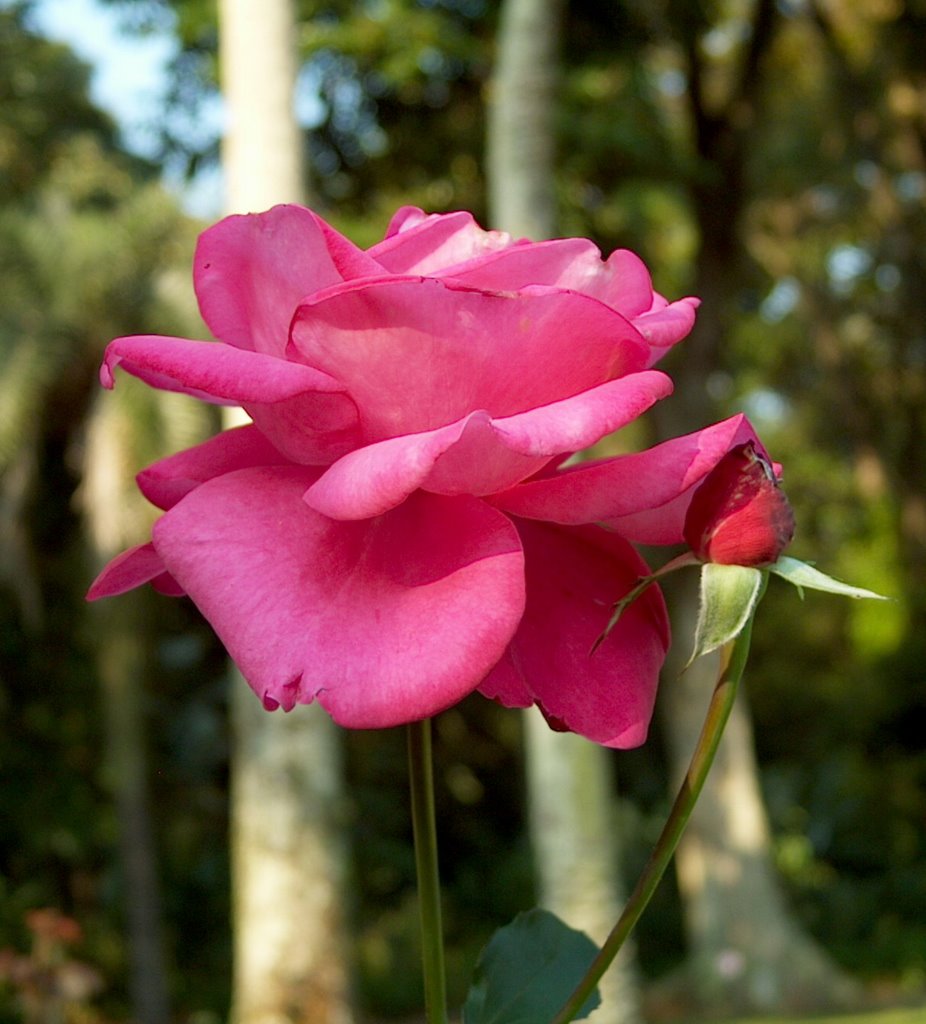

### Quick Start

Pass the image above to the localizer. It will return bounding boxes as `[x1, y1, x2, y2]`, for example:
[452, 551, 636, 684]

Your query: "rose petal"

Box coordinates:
[102, 334, 339, 401]
[101, 336, 360, 464]
[152, 574, 186, 597]
[304, 371, 672, 520]
[592, 250, 661, 317]
[289, 277, 651, 440]
[137, 425, 290, 510]
[489, 414, 763, 543]
[479, 521, 669, 748]
[370, 207, 519, 273]
[87, 542, 181, 599]
[152, 469, 525, 727]
[441, 244, 698, 362]
[374, 217, 694, 343]
[304, 411, 542, 520]
[434, 237, 601, 286]
[487, 370, 672, 458]
[633, 297, 700, 364]
[195, 205, 381, 356]
[438, 242, 655, 316]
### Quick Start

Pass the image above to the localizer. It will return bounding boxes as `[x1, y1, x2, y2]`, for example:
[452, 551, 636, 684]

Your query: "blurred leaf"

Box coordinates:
[462, 909, 600, 1024]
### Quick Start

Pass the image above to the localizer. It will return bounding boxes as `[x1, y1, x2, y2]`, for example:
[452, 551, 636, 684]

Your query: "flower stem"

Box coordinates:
[550, 600, 761, 1024]
[407, 718, 448, 1024]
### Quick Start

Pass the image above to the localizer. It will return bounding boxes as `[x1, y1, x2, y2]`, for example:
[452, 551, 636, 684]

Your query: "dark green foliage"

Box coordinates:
[0, 4, 116, 200]
[462, 909, 600, 1024]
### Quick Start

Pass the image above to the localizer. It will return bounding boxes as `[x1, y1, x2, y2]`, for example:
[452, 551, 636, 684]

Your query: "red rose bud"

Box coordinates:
[683, 442, 795, 566]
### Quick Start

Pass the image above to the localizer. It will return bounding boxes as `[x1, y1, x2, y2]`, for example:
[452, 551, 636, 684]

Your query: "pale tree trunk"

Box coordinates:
[486, 0, 560, 243]
[83, 392, 171, 1024]
[218, 2, 354, 1023]
[487, 3, 643, 1021]
[219, 0, 303, 212]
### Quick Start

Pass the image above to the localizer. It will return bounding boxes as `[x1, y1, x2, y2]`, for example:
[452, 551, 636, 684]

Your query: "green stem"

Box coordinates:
[550, 606, 760, 1024]
[407, 718, 448, 1024]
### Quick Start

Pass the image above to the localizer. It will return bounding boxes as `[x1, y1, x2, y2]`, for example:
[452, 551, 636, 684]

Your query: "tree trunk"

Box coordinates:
[487, 0, 562, 242]
[487, 3, 643, 1021]
[83, 395, 170, 1024]
[219, 0, 304, 213]
[218, 2, 354, 1022]
[230, 694, 352, 1024]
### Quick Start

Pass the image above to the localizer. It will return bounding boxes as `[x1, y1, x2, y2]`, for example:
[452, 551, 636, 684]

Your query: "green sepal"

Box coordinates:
[769, 556, 888, 600]
[590, 573, 657, 654]
[462, 909, 601, 1024]
[688, 563, 765, 667]
[592, 552, 701, 655]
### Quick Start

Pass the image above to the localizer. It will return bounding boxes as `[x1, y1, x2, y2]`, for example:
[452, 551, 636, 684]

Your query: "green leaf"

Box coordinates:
[688, 563, 765, 666]
[462, 909, 601, 1024]
[769, 556, 888, 600]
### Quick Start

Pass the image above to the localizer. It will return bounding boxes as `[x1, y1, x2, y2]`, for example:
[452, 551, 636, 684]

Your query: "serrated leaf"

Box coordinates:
[688, 563, 764, 666]
[769, 556, 888, 600]
[462, 909, 601, 1024]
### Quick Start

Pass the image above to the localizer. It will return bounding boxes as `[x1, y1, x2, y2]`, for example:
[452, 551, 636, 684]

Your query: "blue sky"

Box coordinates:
[23, 0, 177, 159]
[12, 0, 224, 213]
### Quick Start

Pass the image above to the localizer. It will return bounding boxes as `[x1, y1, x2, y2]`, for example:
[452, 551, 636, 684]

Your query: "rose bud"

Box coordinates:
[683, 441, 795, 566]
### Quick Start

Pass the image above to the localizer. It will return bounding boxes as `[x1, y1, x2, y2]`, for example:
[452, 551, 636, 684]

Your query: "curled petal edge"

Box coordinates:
[102, 335, 347, 404]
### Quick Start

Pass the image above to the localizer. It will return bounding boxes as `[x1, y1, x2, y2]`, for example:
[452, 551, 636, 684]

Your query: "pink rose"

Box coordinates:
[88, 204, 768, 748]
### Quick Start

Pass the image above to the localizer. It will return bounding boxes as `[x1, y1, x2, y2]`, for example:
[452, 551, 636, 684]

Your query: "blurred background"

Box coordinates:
[0, 1, 923, 1023]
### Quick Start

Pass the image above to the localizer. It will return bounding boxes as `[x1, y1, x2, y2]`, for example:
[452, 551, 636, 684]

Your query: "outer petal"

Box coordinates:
[289, 277, 651, 439]
[479, 522, 669, 748]
[438, 242, 654, 316]
[489, 414, 763, 544]
[102, 334, 341, 402]
[101, 336, 360, 463]
[592, 249, 662, 316]
[633, 297, 700, 364]
[304, 371, 672, 520]
[369, 207, 519, 273]
[440, 244, 698, 363]
[428, 237, 603, 287]
[137, 425, 290, 510]
[195, 205, 381, 356]
[152, 469, 526, 727]
[87, 542, 182, 599]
